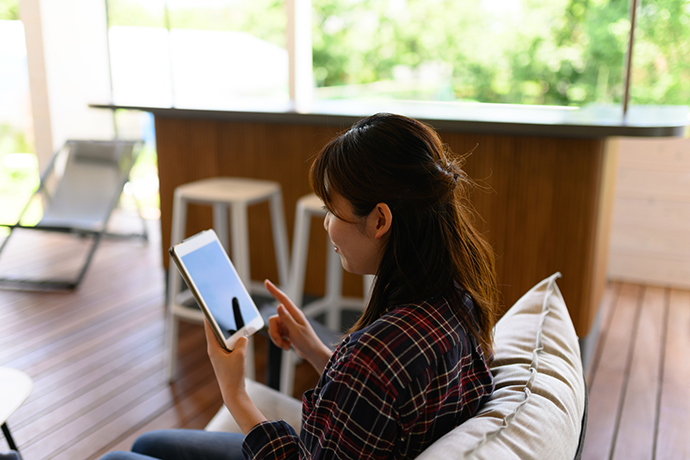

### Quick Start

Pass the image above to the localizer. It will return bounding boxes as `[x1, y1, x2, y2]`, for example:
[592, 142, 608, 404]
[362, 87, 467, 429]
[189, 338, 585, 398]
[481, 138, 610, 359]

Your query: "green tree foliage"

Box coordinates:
[312, 0, 689, 106]
[108, 0, 285, 47]
[0, 0, 19, 20]
[633, 0, 690, 104]
[106, 0, 690, 106]
[312, 0, 486, 98]
[107, 0, 166, 28]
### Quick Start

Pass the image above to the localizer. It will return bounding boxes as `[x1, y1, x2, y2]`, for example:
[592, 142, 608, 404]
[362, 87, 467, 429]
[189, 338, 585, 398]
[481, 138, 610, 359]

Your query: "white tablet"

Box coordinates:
[169, 229, 264, 352]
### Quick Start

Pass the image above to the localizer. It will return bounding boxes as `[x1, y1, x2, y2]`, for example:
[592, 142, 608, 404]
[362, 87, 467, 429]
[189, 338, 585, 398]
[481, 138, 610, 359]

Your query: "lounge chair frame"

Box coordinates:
[0, 139, 148, 290]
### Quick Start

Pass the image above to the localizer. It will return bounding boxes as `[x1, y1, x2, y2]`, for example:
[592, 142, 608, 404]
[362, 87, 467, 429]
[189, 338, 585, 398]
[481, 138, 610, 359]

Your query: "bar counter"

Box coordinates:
[93, 100, 688, 343]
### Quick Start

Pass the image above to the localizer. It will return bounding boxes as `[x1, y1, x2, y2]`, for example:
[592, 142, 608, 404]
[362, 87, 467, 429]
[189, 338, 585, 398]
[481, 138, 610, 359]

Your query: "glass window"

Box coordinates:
[0, 3, 40, 232]
[630, 0, 690, 105]
[107, 0, 288, 108]
[311, 0, 640, 106]
[107, 0, 172, 106]
[105, 0, 690, 109]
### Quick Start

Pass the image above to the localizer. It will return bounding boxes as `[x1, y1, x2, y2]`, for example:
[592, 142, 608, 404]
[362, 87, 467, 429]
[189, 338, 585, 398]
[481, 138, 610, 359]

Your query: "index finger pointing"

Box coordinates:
[264, 278, 286, 298]
[264, 279, 304, 323]
[265, 279, 293, 307]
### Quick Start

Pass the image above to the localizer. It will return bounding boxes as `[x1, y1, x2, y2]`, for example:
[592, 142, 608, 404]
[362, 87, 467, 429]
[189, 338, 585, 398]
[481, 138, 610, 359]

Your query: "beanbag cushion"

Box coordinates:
[416, 273, 586, 460]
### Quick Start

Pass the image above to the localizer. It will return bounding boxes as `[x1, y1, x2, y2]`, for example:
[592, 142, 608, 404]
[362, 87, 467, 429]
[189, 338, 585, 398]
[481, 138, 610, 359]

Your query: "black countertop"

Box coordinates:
[91, 100, 689, 139]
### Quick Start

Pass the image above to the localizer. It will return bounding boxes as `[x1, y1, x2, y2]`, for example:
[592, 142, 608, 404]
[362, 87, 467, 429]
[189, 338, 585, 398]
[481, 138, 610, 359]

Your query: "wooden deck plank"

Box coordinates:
[0, 264, 163, 365]
[582, 282, 642, 460]
[11, 322, 164, 428]
[0, 268, 142, 338]
[14, 325, 199, 422]
[19, 340, 210, 460]
[611, 286, 666, 460]
[2, 214, 689, 460]
[0, 231, 90, 279]
[91, 378, 223, 458]
[18, 352, 169, 451]
[17, 319, 165, 404]
[655, 289, 690, 460]
[585, 281, 620, 384]
[0, 258, 160, 343]
[2, 295, 162, 374]
[0, 220, 150, 285]
[0, 293, 37, 328]
[50, 356, 217, 460]
[12, 324, 205, 444]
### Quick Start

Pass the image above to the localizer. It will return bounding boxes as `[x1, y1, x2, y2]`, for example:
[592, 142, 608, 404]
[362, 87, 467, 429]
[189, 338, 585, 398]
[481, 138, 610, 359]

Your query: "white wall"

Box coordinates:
[0, 20, 32, 131]
[609, 136, 690, 289]
[20, 0, 114, 170]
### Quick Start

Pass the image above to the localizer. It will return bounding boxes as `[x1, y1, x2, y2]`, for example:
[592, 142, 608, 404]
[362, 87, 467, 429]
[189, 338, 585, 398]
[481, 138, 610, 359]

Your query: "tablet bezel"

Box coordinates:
[169, 229, 264, 352]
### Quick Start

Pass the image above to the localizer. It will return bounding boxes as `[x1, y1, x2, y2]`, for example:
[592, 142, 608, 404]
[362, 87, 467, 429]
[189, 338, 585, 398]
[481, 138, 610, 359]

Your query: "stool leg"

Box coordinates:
[245, 334, 256, 381]
[167, 194, 187, 382]
[170, 193, 186, 247]
[325, 242, 343, 331]
[229, 202, 255, 380]
[279, 349, 296, 397]
[363, 275, 375, 305]
[168, 194, 186, 303]
[213, 204, 230, 253]
[166, 314, 180, 382]
[230, 203, 251, 287]
[288, 201, 312, 307]
[270, 191, 290, 290]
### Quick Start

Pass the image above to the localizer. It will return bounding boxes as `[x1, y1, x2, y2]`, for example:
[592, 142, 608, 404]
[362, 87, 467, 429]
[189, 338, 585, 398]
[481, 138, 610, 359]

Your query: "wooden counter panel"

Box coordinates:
[155, 116, 614, 337]
[438, 131, 611, 334]
[155, 117, 367, 299]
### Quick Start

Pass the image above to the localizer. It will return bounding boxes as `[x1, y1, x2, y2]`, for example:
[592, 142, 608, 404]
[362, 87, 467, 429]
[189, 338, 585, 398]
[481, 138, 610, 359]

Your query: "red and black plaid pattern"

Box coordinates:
[244, 289, 494, 460]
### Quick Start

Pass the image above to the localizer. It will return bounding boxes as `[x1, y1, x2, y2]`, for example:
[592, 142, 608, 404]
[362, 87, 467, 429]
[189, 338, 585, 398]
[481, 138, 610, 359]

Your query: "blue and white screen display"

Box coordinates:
[180, 240, 259, 340]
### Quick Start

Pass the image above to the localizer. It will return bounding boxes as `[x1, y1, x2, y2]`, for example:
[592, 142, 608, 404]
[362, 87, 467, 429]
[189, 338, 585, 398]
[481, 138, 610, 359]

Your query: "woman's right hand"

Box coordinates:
[265, 279, 333, 373]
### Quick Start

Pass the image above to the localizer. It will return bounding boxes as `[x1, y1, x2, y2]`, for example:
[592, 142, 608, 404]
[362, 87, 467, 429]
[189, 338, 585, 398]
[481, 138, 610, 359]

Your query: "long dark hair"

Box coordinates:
[310, 113, 499, 357]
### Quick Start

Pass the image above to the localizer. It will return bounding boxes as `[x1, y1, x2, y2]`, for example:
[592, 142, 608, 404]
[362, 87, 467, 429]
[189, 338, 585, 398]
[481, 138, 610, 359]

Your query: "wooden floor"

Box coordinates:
[0, 213, 319, 460]
[0, 215, 688, 460]
[583, 281, 690, 460]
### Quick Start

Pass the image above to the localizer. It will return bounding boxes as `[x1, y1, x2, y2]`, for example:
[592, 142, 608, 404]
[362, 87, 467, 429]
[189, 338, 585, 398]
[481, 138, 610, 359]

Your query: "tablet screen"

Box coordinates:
[180, 239, 260, 340]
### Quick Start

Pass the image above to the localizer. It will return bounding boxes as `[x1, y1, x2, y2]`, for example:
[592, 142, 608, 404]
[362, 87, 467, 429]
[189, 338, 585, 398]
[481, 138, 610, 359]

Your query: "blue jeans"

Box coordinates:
[100, 430, 245, 460]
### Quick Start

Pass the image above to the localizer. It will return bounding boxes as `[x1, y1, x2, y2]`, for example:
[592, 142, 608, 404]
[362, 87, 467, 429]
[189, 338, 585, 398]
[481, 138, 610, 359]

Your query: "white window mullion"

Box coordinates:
[287, 0, 313, 112]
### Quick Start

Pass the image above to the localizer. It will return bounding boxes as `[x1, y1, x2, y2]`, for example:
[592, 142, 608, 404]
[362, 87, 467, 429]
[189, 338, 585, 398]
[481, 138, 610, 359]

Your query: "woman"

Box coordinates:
[103, 113, 499, 460]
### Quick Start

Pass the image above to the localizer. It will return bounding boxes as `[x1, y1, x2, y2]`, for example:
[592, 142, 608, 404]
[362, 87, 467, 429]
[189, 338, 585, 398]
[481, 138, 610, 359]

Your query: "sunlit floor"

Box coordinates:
[1, 214, 688, 460]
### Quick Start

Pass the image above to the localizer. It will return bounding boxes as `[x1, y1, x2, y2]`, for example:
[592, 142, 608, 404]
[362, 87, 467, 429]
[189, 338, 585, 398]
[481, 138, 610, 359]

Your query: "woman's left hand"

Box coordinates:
[204, 320, 267, 434]
[204, 320, 248, 398]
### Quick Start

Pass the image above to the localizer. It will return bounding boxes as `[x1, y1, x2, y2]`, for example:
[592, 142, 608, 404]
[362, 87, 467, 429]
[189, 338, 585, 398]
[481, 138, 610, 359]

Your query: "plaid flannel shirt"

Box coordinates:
[243, 289, 494, 460]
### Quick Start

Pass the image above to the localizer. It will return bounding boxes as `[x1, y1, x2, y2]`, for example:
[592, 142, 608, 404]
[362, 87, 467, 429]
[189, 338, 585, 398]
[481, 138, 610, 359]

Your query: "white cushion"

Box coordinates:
[205, 378, 303, 434]
[415, 273, 586, 460]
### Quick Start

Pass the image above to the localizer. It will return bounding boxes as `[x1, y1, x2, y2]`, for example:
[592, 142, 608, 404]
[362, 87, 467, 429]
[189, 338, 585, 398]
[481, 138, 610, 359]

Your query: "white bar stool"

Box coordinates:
[280, 193, 373, 395]
[167, 177, 290, 382]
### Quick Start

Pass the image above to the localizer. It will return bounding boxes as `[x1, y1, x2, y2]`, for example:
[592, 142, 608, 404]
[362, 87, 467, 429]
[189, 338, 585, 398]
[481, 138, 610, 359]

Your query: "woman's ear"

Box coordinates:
[371, 202, 393, 240]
